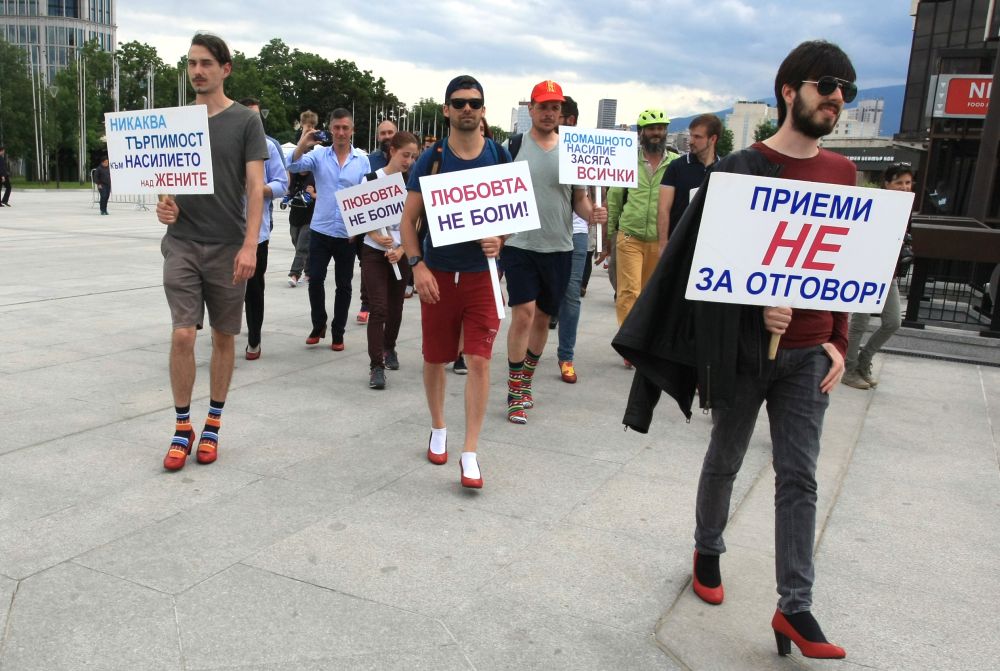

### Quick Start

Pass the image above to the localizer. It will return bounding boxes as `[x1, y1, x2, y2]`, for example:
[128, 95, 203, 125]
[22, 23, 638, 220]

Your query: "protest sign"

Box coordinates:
[336, 172, 407, 279]
[685, 172, 914, 314]
[420, 161, 541, 318]
[104, 106, 213, 195]
[558, 126, 638, 253]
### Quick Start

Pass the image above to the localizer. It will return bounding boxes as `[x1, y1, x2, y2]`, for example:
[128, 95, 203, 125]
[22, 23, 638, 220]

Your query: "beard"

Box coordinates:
[640, 133, 667, 154]
[791, 95, 839, 139]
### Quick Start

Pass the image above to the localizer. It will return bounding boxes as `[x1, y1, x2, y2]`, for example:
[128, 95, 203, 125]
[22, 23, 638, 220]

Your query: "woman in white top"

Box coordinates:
[360, 131, 420, 389]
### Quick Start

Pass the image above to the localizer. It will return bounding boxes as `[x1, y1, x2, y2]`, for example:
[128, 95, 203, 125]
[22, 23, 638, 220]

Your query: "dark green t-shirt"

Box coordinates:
[169, 102, 268, 244]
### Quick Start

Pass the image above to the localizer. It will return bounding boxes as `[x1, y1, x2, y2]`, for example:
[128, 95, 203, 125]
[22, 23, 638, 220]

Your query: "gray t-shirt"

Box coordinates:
[169, 102, 268, 244]
[505, 132, 575, 253]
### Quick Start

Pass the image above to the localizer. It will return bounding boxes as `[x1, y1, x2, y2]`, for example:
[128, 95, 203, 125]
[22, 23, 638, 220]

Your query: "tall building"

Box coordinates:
[1, 0, 116, 82]
[596, 99, 617, 129]
[726, 100, 777, 151]
[512, 100, 530, 133]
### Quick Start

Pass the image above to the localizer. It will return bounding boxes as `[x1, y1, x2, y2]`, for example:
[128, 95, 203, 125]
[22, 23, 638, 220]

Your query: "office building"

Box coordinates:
[597, 98, 617, 129]
[726, 100, 777, 151]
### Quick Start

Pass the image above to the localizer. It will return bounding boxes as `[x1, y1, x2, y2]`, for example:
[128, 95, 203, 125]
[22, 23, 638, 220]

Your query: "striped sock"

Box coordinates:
[521, 349, 540, 409]
[507, 361, 527, 424]
[172, 406, 193, 453]
[200, 400, 224, 450]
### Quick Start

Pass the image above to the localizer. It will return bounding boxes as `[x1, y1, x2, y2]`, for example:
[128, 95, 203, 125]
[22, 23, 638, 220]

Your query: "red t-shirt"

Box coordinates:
[751, 142, 855, 358]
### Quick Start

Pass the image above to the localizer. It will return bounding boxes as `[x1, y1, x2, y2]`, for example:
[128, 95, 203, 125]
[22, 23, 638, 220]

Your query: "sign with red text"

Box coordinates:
[336, 172, 407, 236]
[685, 173, 914, 313]
[104, 105, 213, 194]
[558, 127, 638, 188]
[930, 75, 992, 118]
[420, 161, 540, 245]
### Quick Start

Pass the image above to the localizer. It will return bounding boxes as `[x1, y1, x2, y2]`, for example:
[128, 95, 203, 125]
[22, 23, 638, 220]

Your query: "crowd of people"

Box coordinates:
[148, 31, 913, 662]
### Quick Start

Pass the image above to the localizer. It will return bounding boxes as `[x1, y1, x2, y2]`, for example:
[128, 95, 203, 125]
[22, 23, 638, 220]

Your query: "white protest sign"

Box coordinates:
[336, 172, 407, 236]
[420, 161, 541, 318]
[105, 105, 213, 195]
[685, 172, 914, 313]
[558, 126, 638, 188]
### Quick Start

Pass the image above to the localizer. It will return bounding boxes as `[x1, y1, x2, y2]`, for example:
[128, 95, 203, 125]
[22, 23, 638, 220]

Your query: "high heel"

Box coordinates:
[305, 326, 326, 345]
[427, 432, 447, 465]
[691, 550, 724, 605]
[460, 453, 483, 489]
[771, 609, 845, 659]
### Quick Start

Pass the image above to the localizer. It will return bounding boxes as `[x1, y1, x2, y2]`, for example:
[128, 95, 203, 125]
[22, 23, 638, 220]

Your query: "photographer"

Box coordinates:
[286, 110, 320, 286]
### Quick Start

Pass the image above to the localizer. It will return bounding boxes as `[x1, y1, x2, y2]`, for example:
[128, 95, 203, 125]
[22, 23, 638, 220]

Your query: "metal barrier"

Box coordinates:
[89, 169, 151, 210]
[902, 215, 1000, 337]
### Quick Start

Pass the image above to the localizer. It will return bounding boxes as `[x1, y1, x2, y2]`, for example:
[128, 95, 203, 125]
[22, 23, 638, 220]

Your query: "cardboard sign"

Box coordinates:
[336, 172, 407, 237]
[685, 173, 914, 313]
[420, 161, 540, 246]
[104, 105, 213, 194]
[558, 126, 638, 188]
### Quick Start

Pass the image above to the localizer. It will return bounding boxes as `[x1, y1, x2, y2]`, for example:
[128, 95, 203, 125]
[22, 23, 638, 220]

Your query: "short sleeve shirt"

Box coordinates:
[660, 152, 718, 236]
[504, 132, 575, 253]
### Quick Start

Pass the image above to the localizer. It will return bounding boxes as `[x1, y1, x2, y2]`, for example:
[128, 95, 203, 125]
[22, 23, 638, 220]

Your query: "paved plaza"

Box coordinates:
[0, 190, 997, 670]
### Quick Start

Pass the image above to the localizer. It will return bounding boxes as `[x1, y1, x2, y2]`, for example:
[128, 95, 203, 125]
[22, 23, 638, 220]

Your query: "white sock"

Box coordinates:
[429, 427, 447, 455]
[461, 452, 480, 479]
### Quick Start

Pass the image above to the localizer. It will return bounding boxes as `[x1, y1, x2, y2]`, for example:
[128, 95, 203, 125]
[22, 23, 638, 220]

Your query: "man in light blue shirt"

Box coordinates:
[287, 108, 371, 349]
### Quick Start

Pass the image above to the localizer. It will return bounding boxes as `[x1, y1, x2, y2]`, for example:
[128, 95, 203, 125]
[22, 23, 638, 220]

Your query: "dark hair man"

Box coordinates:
[368, 119, 397, 172]
[287, 107, 371, 351]
[156, 33, 269, 471]
[399, 75, 510, 489]
[238, 97, 289, 361]
[503, 81, 606, 424]
[614, 40, 857, 660]
[0, 147, 11, 206]
[95, 156, 112, 215]
[657, 114, 722, 254]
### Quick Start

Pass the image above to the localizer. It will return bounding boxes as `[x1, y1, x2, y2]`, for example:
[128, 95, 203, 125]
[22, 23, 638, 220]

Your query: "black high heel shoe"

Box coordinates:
[305, 326, 327, 345]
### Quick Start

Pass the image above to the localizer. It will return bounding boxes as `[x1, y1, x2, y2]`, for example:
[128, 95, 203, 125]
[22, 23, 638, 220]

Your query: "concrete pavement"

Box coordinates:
[0, 190, 997, 670]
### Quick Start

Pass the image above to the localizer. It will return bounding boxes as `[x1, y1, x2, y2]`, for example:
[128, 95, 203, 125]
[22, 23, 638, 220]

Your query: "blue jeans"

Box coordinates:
[307, 230, 355, 341]
[694, 345, 831, 613]
[557, 232, 588, 362]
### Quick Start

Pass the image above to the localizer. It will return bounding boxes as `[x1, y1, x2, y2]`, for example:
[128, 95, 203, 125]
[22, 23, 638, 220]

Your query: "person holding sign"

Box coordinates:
[399, 75, 511, 489]
[503, 81, 606, 423]
[614, 41, 859, 659]
[156, 33, 268, 471]
[360, 131, 420, 390]
[287, 108, 371, 351]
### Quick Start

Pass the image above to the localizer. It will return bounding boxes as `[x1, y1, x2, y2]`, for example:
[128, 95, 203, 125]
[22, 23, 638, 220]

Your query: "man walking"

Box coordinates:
[287, 108, 370, 351]
[657, 114, 722, 253]
[614, 40, 856, 659]
[503, 81, 604, 423]
[0, 147, 11, 207]
[286, 110, 319, 287]
[95, 156, 112, 215]
[399, 75, 510, 489]
[156, 33, 268, 471]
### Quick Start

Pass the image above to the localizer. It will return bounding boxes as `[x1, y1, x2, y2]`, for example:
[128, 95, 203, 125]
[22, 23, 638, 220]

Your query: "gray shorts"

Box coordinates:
[161, 234, 245, 335]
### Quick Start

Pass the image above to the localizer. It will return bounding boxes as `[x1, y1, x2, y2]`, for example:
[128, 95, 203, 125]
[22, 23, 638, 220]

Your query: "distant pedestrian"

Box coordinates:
[95, 157, 112, 215]
[286, 110, 319, 288]
[0, 147, 11, 207]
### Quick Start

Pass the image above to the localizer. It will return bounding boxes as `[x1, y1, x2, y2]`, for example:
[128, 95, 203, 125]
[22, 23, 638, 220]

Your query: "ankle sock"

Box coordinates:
[429, 427, 447, 455]
[201, 399, 224, 446]
[783, 610, 828, 643]
[694, 552, 721, 588]
[172, 406, 193, 452]
[521, 350, 539, 407]
[507, 361, 527, 422]
[460, 452, 480, 479]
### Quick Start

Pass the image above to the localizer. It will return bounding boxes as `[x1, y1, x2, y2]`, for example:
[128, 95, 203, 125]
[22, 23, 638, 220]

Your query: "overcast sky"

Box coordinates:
[119, 0, 916, 129]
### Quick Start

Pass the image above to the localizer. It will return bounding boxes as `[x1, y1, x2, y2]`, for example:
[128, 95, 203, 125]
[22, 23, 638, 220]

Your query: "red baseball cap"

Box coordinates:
[531, 80, 565, 104]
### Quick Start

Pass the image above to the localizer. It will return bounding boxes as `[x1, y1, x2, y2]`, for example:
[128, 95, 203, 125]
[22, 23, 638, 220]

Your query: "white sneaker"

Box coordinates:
[299, 274, 308, 285]
[287, 276, 298, 288]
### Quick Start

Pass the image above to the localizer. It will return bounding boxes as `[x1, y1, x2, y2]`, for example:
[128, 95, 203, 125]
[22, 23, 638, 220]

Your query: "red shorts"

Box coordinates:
[421, 268, 501, 364]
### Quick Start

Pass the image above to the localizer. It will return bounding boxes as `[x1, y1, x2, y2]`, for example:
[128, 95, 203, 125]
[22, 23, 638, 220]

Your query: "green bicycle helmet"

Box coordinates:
[637, 108, 669, 127]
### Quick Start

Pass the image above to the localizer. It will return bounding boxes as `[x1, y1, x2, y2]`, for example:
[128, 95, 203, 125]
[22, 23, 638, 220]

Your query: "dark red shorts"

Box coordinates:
[420, 268, 501, 364]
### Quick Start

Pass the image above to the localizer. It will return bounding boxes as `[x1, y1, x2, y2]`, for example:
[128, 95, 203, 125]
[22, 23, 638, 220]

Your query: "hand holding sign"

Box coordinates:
[156, 195, 178, 225]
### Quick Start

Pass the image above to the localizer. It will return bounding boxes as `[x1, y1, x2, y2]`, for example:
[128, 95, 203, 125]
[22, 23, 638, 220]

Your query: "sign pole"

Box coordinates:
[381, 227, 402, 280]
[488, 256, 505, 319]
[595, 187, 603, 254]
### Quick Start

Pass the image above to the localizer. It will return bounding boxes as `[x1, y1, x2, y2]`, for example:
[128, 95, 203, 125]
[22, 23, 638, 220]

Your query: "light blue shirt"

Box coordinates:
[287, 145, 370, 238]
[259, 136, 289, 243]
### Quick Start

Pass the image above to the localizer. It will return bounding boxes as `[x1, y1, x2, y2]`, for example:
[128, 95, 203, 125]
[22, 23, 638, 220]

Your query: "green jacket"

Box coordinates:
[607, 150, 678, 242]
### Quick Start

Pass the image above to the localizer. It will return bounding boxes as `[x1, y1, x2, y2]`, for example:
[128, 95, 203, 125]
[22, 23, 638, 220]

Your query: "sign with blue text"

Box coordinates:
[104, 105, 213, 195]
[558, 126, 638, 188]
[685, 173, 914, 313]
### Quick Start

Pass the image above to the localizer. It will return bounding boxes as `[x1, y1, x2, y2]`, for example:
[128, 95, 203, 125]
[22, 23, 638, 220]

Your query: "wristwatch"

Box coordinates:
[408, 255, 424, 267]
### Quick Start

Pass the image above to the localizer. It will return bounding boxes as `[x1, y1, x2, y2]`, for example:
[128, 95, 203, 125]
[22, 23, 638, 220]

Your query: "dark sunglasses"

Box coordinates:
[801, 76, 857, 103]
[448, 98, 484, 110]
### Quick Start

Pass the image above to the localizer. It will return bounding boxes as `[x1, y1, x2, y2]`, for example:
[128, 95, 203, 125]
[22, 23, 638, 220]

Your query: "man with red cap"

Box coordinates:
[502, 80, 607, 424]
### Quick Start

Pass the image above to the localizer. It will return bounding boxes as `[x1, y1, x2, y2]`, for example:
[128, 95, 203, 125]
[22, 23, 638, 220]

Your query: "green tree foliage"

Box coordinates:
[717, 126, 734, 157]
[753, 119, 777, 143]
[116, 40, 177, 111]
[0, 39, 36, 164]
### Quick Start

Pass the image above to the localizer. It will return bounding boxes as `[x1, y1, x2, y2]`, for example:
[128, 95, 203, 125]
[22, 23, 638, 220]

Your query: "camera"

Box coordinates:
[280, 190, 314, 209]
[313, 130, 331, 145]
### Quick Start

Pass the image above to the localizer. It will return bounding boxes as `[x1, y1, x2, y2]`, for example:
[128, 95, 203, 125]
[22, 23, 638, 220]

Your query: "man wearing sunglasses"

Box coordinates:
[615, 40, 857, 660]
[400, 75, 511, 489]
[503, 80, 607, 425]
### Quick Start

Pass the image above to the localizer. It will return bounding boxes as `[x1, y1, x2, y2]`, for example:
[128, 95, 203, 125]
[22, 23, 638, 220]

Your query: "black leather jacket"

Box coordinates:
[612, 148, 782, 432]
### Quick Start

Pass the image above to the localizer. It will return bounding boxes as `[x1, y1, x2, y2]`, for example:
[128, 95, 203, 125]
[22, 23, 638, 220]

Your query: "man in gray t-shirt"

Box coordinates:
[501, 79, 606, 425]
[155, 33, 268, 472]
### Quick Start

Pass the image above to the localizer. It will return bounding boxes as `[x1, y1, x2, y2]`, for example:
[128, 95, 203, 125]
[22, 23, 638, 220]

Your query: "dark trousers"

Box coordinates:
[244, 240, 269, 347]
[1, 177, 10, 205]
[582, 250, 594, 289]
[355, 237, 370, 311]
[98, 185, 111, 213]
[360, 245, 410, 368]
[307, 230, 355, 340]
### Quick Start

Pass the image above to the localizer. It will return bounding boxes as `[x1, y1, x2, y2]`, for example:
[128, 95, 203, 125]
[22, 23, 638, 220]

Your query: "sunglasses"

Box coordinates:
[801, 76, 858, 103]
[448, 98, 484, 110]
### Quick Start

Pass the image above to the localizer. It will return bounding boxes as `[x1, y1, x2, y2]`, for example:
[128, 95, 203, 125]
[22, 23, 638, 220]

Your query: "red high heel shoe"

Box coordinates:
[427, 432, 447, 465]
[692, 550, 724, 605]
[305, 326, 326, 345]
[459, 454, 483, 489]
[771, 609, 846, 659]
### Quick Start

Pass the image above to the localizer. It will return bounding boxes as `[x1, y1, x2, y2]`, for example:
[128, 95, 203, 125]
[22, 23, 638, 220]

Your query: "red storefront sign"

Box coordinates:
[943, 77, 992, 116]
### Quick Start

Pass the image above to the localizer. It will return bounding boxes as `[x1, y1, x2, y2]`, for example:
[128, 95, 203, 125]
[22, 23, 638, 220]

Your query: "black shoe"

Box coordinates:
[453, 354, 468, 375]
[369, 366, 386, 389]
[548, 316, 558, 330]
[383, 350, 399, 370]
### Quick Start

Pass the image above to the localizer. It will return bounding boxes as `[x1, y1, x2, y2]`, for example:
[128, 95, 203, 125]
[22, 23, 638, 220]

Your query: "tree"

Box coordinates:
[0, 39, 36, 167]
[490, 126, 508, 143]
[717, 126, 734, 157]
[753, 119, 777, 143]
